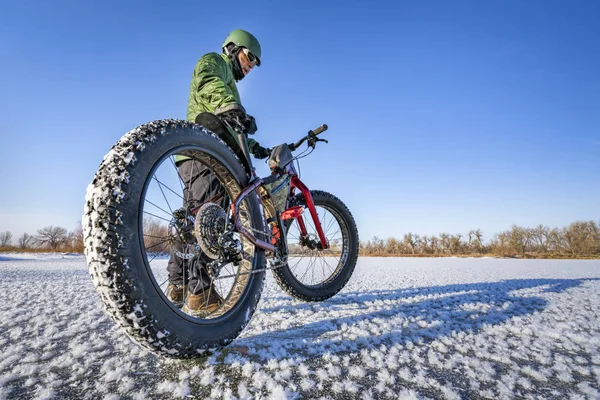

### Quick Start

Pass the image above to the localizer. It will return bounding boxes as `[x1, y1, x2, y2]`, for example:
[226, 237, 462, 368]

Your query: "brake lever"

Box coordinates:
[307, 136, 328, 148]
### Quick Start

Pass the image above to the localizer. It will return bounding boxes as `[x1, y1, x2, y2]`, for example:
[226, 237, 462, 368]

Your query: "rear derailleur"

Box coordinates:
[207, 230, 244, 279]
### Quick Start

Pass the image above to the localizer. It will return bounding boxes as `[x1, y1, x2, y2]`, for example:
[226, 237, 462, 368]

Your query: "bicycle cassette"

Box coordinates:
[194, 202, 227, 259]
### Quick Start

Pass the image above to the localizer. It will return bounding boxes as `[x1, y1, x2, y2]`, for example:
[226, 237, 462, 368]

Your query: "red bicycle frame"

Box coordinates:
[231, 171, 329, 254]
[229, 123, 331, 256]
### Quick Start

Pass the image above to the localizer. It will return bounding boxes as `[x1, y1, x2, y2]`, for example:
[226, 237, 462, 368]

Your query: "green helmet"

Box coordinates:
[222, 29, 261, 66]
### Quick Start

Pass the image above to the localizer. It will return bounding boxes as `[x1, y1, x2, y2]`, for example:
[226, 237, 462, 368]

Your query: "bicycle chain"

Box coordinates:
[199, 194, 305, 281]
[213, 260, 286, 280]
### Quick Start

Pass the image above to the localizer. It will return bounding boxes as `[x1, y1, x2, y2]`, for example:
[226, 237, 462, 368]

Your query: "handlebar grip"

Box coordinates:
[311, 124, 328, 136]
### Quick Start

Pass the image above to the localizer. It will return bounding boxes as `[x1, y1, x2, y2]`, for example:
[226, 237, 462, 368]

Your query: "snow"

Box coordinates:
[1, 255, 600, 399]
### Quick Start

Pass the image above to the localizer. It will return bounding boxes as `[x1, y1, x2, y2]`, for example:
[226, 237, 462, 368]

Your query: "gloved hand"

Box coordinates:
[252, 145, 271, 159]
[219, 109, 257, 135]
[245, 115, 258, 135]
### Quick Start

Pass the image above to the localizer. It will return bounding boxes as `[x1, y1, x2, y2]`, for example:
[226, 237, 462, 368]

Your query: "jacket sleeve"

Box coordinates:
[193, 55, 239, 112]
[247, 137, 259, 153]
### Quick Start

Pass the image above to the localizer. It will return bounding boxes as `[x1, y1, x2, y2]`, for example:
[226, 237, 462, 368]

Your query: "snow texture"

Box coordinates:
[1, 254, 600, 399]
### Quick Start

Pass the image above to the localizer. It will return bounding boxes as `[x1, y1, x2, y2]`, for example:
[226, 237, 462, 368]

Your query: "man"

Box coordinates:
[166, 29, 269, 316]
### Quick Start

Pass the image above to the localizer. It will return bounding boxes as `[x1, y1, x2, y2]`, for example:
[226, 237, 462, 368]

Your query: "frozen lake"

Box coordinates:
[1, 254, 599, 399]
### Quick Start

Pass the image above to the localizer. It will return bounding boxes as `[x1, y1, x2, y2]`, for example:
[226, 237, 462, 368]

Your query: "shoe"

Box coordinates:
[182, 288, 223, 317]
[166, 284, 184, 306]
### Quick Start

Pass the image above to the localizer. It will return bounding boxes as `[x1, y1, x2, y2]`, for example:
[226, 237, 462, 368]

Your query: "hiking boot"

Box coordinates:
[166, 284, 184, 306]
[182, 288, 223, 317]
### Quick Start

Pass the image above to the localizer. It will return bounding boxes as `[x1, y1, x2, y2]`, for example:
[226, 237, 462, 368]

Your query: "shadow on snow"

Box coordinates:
[231, 278, 596, 359]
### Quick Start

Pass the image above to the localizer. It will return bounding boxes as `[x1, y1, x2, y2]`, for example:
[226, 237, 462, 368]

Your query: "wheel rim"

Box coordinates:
[139, 146, 255, 320]
[285, 203, 349, 287]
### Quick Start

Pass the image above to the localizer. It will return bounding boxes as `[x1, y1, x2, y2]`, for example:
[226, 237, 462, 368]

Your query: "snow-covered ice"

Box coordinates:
[1, 254, 599, 399]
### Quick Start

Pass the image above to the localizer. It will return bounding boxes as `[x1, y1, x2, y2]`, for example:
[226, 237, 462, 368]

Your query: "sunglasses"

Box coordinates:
[242, 48, 260, 66]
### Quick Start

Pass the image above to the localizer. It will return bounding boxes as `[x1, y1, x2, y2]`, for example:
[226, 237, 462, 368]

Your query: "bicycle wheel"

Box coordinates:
[83, 120, 266, 358]
[272, 190, 359, 301]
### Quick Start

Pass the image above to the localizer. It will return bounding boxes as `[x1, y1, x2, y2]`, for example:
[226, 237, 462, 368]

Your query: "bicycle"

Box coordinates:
[83, 119, 359, 358]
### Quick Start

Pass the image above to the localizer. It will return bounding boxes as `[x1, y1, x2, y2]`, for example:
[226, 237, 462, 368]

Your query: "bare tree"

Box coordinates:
[430, 235, 440, 254]
[384, 237, 400, 255]
[143, 216, 171, 255]
[36, 226, 68, 250]
[561, 221, 599, 256]
[371, 236, 385, 255]
[18, 233, 33, 249]
[0, 231, 12, 247]
[419, 235, 431, 254]
[466, 229, 484, 254]
[439, 233, 451, 254]
[547, 228, 565, 254]
[359, 220, 599, 258]
[448, 234, 463, 254]
[467, 230, 474, 251]
[359, 239, 376, 255]
[69, 226, 84, 253]
[402, 233, 417, 254]
[473, 229, 484, 253]
[496, 231, 510, 254]
[358, 240, 369, 255]
[509, 225, 531, 254]
[592, 220, 600, 254]
[529, 225, 550, 253]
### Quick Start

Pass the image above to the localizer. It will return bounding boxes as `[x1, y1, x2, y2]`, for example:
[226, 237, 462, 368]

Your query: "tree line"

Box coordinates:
[0, 226, 84, 253]
[359, 220, 600, 258]
[1, 220, 599, 258]
[0, 218, 175, 255]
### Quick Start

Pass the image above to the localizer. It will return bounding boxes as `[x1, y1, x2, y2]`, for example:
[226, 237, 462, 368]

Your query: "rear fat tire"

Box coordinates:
[83, 119, 266, 358]
[273, 190, 359, 301]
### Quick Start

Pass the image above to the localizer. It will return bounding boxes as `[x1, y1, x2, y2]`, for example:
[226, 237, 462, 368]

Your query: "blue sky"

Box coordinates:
[1, 0, 598, 243]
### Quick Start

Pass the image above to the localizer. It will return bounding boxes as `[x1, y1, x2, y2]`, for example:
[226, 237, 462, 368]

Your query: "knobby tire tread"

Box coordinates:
[83, 119, 266, 358]
[272, 190, 359, 302]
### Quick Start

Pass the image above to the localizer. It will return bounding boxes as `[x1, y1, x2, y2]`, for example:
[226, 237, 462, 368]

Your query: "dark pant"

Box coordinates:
[167, 159, 225, 294]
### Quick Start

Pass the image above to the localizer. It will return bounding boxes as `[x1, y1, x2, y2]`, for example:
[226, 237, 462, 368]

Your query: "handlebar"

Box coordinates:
[289, 124, 329, 151]
[310, 124, 328, 136]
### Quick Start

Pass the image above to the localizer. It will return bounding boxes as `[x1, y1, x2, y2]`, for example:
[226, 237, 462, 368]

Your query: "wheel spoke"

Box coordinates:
[324, 248, 341, 258]
[145, 199, 174, 219]
[283, 202, 350, 287]
[300, 255, 317, 283]
[159, 277, 169, 289]
[319, 208, 333, 233]
[323, 215, 337, 236]
[152, 175, 184, 202]
[147, 241, 170, 263]
[326, 228, 341, 239]
[144, 233, 168, 240]
[143, 211, 172, 224]
[170, 156, 185, 193]
[145, 237, 171, 251]
[318, 252, 337, 274]
[140, 148, 258, 321]
[153, 173, 175, 216]
[320, 256, 326, 282]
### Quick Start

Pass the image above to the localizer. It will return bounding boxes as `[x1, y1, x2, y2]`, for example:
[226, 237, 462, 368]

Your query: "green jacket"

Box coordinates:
[179, 52, 258, 163]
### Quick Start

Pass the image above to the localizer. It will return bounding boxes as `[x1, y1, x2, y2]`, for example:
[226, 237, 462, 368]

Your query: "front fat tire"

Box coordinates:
[273, 190, 359, 302]
[82, 119, 266, 358]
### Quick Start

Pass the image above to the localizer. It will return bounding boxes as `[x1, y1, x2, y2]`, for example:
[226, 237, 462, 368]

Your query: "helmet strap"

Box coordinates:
[224, 44, 245, 81]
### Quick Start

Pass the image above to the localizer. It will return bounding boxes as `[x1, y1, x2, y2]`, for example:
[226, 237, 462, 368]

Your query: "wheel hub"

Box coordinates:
[301, 233, 326, 251]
